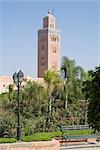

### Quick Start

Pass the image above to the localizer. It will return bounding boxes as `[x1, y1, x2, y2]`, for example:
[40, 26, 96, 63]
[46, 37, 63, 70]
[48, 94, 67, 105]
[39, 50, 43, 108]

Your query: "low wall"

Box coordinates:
[0, 140, 60, 150]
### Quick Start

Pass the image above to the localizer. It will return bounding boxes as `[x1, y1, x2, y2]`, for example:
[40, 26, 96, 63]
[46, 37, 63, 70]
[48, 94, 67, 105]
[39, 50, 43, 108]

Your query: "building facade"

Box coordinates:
[0, 76, 34, 94]
[38, 11, 61, 78]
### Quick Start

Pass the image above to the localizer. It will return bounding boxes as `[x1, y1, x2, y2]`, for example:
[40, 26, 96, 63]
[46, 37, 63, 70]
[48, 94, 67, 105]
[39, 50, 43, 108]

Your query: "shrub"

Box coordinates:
[0, 138, 17, 143]
[23, 130, 93, 142]
[0, 110, 17, 138]
[23, 131, 62, 142]
[23, 132, 52, 142]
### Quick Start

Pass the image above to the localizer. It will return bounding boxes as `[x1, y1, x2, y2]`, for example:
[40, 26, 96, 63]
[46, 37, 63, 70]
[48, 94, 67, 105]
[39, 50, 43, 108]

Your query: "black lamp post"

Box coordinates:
[13, 70, 24, 141]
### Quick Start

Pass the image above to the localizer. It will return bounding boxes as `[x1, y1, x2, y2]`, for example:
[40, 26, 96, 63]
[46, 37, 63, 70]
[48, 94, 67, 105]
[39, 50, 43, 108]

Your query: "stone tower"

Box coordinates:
[38, 11, 60, 78]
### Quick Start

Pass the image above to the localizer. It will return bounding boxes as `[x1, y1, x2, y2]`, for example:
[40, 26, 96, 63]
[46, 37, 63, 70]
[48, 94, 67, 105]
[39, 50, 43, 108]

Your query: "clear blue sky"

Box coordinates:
[0, 0, 100, 78]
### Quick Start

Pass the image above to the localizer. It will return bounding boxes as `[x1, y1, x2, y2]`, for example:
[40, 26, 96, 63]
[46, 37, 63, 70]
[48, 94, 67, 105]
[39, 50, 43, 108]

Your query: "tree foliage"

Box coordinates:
[0, 109, 17, 138]
[83, 66, 100, 132]
[61, 56, 86, 104]
[0, 57, 88, 137]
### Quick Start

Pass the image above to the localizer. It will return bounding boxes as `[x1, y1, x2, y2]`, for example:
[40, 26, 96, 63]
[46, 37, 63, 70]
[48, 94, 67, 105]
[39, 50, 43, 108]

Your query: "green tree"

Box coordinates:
[22, 81, 47, 134]
[44, 70, 60, 96]
[0, 80, 47, 137]
[83, 66, 100, 132]
[44, 70, 61, 130]
[61, 56, 85, 108]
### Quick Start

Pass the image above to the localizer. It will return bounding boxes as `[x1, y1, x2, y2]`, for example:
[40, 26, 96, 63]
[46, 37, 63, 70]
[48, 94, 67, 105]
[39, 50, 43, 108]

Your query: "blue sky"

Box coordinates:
[0, 0, 100, 78]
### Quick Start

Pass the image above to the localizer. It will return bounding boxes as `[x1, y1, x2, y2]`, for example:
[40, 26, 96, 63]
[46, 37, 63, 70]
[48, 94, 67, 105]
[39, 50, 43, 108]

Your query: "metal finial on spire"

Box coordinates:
[48, 10, 52, 14]
[48, 9, 55, 16]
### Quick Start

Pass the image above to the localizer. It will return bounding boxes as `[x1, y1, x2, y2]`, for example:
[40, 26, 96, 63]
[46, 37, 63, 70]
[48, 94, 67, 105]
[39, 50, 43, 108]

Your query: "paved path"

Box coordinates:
[61, 147, 100, 150]
[60, 143, 100, 150]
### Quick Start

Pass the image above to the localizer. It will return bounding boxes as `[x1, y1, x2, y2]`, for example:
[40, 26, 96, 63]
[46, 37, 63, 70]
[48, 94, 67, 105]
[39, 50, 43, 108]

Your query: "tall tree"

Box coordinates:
[44, 70, 60, 96]
[44, 70, 61, 130]
[61, 56, 86, 108]
[83, 66, 100, 132]
[21, 81, 47, 117]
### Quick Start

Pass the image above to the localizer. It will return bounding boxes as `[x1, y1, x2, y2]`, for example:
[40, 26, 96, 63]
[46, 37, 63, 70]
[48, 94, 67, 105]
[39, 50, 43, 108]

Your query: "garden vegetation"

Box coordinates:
[0, 57, 99, 142]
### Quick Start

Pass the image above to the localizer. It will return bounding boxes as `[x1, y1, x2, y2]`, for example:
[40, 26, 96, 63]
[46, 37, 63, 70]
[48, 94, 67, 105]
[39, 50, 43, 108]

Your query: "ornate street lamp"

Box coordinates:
[13, 70, 24, 141]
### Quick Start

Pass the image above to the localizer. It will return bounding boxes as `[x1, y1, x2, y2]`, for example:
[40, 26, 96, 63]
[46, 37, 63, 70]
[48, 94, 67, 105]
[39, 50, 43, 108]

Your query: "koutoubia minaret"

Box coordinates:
[38, 11, 61, 78]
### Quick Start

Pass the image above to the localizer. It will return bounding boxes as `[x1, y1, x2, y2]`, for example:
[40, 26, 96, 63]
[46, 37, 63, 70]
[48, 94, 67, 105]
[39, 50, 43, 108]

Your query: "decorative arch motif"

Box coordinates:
[50, 34, 59, 42]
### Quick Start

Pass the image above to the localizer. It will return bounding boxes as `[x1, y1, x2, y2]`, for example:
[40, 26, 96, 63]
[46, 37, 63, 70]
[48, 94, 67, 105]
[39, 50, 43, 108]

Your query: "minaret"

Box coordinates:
[38, 11, 61, 78]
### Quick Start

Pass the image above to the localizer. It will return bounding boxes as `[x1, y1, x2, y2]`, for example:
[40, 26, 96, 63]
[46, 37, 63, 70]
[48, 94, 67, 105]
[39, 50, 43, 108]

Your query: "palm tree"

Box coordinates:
[61, 56, 86, 109]
[44, 69, 61, 130]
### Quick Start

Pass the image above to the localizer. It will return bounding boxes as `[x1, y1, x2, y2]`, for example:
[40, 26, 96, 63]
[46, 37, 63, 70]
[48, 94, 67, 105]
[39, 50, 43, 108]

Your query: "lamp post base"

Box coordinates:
[17, 126, 22, 141]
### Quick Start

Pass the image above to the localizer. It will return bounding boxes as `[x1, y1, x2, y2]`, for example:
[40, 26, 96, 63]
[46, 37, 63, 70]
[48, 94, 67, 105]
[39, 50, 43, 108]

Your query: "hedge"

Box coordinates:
[0, 130, 93, 143]
[0, 138, 17, 143]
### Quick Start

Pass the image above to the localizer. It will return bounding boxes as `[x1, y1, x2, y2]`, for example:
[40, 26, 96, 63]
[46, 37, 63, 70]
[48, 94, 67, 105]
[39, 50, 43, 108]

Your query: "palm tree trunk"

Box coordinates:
[63, 81, 68, 109]
[64, 94, 68, 109]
